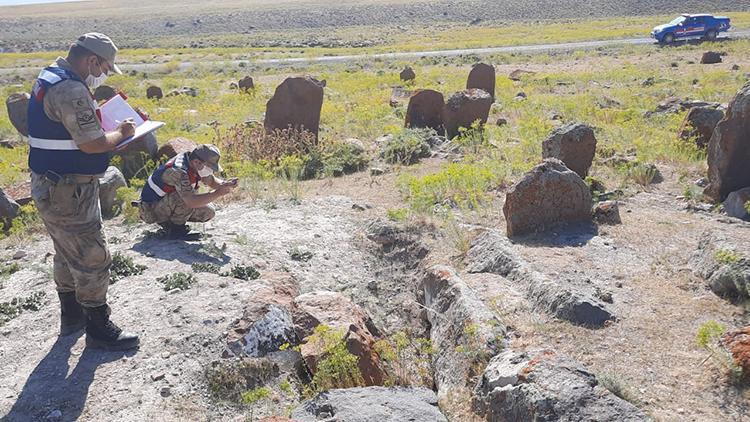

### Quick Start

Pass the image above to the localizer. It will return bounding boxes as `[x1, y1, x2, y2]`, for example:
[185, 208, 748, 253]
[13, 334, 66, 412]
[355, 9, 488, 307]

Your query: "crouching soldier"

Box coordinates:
[138, 144, 237, 238]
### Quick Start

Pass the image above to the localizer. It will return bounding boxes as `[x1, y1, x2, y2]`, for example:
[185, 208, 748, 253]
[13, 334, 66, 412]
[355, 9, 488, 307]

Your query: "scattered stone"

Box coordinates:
[704, 82, 750, 202]
[6, 92, 30, 136]
[0, 139, 21, 149]
[701, 51, 723, 64]
[503, 159, 592, 237]
[594, 201, 622, 225]
[98, 166, 127, 219]
[292, 387, 448, 422]
[93, 85, 117, 102]
[12, 250, 26, 260]
[150, 373, 165, 382]
[420, 266, 504, 398]
[399, 66, 416, 82]
[159, 386, 171, 397]
[45, 409, 62, 420]
[514, 92, 527, 101]
[541, 122, 597, 178]
[722, 187, 750, 220]
[508, 69, 535, 81]
[496, 117, 508, 127]
[678, 106, 724, 149]
[0, 188, 21, 222]
[370, 167, 385, 176]
[473, 350, 647, 421]
[146, 85, 163, 100]
[720, 327, 750, 379]
[732, 64, 741, 71]
[156, 137, 198, 159]
[405, 89, 445, 133]
[691, 231, 750, 300]
[238, 76, 255, 92]
[166, 86, 198, 97]
[293, 291, 386, 386]
[648, 97, 721, 116]
[641, 77, 655, 87]
[467, 63, 495, 100]
[264, 76, 325, 140]
[443, 89, 493, 140]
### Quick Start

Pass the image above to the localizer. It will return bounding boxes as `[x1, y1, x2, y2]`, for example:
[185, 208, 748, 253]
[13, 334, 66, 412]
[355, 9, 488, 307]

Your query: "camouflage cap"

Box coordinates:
[193, 144, 223, 172]
[75, 33, 122, 75]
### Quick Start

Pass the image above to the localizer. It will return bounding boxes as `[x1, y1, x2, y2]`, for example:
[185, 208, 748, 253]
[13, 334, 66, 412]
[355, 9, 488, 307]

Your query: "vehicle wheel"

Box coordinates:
[705, 30, 717, 41]
[662, 33, 675, 44]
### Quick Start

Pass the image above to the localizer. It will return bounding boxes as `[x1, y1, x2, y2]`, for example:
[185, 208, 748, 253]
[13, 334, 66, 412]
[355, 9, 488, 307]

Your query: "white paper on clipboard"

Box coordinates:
[98, 94, 164, 150]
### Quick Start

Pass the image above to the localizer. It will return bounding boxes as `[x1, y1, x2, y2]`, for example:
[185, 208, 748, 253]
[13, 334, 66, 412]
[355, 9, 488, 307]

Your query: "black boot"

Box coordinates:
[84, 304, 140, 351]
[58, 291, 85, 336]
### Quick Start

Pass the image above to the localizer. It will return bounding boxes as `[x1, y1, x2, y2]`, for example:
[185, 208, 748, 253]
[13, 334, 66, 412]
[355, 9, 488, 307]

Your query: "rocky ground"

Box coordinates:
[1, 0, 749, 51]
[0, 156, 748, 420]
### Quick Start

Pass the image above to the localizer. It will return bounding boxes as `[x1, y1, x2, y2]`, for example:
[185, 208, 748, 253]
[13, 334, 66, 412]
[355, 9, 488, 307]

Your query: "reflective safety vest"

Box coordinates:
[140, 152, 200, 203]
[27, 66, 109, 175]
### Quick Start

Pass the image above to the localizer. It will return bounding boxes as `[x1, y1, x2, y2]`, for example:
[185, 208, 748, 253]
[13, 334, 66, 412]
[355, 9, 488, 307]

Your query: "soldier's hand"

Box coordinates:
[222, 178, 238, 187]
[216, 184, 234, 196]
[117, 118, 136, 139]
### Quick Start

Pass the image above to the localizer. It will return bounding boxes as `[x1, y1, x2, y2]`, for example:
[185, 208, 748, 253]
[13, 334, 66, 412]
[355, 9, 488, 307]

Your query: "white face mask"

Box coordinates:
[198, 166, 214, 177]
[85, 61, 108, 89]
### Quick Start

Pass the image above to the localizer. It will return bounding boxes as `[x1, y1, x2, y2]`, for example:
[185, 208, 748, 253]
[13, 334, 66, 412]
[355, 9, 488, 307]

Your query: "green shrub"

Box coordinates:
[373, 330, 434, 387]
[0, 262, 20, 277]
[157, 272, 197, 291]
[386, 208, 408, 222]
[1, 203, 43, 240]
[115, 186, 141, 224]
[714, 249, 741, 265]
[696, 320, 726, 348]
[380, 129, 432, 165]
[304, 325, 364, 396]
[226, 264, 260, 281]
[0, 291, 46, 327]
[320, 142, 369, 177]
[624, 162, 659, 187]
[191, 262, 222, 274]
[110, 252, 147, 284]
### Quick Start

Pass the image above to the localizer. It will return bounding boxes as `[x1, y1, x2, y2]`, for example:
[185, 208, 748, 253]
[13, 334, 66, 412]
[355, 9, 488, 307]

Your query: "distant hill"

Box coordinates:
[1, 0, 749, 51]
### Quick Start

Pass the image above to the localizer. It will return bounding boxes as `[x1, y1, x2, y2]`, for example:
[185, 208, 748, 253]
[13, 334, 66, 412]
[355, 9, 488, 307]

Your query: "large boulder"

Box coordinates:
[264, 76, 325, 140]
[98, 166, 127, 219]
[443, 89, 493, 140]
[678, 106, 724, 149]
[405, 89, 445, 134]
[541, 122, 597, 178]
[238, 76, 255, 92]
[701, 51, 723, 64]
[474, 350, 647, 421]
[467, 63, 496, 101]
[156, 137, 197, 159]
[704, 82, 750, 201]
[722, 187, 750, 220]
[146, 85, 163, 100]
[6, 93, 30, 136]
[293, 291, 386, 386]
[691, 231, 750, 300]
[93, 85, 117, 102]
[0, 188, 21, 224]
[420, 265, 504, 399]
[721, 327, 750, 379]
[292, 387, 448, 422]
[399, 66, 416, 82]
[503, 159, 592, 237]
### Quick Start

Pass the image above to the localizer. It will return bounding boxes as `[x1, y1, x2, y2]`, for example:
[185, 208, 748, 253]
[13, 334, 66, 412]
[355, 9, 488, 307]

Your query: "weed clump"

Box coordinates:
[380, 129, 432, 165]
[0, 291, 46, 326]
[226, 264, 261, 281]
[714, 249, 741, 265]
[304, 325, 364, 396]
[114, 186, 141, 224]
[191, 262, 222, 274]
[157, 272, 197, 291]
[110, 252, 147, 284]
[598, 373, 639, 405]
[696, 320, 743, 382]
[205, 358, 278, 403]
[289, 246, 313, 262]
[0, 262, 20, 277]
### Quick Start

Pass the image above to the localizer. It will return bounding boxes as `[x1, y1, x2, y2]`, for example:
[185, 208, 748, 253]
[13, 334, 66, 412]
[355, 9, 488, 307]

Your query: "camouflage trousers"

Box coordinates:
[138, 192, 215, 226]
[31, 172, 111, 308]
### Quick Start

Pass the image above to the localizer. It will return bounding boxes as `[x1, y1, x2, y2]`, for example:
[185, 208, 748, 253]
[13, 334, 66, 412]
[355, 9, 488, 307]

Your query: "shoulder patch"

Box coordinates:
[71, 96, 97, 129]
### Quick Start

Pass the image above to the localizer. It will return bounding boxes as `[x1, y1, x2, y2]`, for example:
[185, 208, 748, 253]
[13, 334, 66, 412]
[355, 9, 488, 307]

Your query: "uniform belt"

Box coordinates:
[38, 171, 98, 184]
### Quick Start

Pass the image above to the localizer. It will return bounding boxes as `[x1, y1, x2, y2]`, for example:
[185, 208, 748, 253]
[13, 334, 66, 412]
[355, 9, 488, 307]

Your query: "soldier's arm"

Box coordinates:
[164, 169, 230, 209]
[45, 81, 134, 154]
[202, 175, 238, 189]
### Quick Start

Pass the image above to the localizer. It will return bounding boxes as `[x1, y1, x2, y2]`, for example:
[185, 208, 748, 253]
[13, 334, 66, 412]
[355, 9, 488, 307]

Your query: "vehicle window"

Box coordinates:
[670, 16, 686, 25]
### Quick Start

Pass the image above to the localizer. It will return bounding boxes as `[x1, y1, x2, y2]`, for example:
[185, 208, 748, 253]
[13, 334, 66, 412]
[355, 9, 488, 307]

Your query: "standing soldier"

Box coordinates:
[28, 33, 139, 350]
[138, 144, 236, 239]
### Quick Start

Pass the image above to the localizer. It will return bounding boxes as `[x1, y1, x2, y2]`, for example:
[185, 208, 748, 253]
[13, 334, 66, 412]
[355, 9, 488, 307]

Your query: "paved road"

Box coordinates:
[2, 30, 749, 75]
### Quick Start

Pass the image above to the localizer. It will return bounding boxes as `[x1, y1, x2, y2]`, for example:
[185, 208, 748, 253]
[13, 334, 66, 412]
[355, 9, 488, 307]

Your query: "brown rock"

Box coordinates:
[399, 66, 416, 82]
[593, 201, 622, 225]
[156, 137, 198, 159]
[508, 69, 535, 81]
[701, 51, 723, 64]
[405, 89, 445, 133]
[293, 291, 385, 386]
[704, 82, 750, 201]
[467, 63, 495, 100]
[264, 76, 325, 140]
[146, 85, 163, 100]
[720, 327, 750, 379]
[678, 106, 724, 149]
[541, 122, 597, 178]
[238, 76, 255, 92]
[6, 93, 30, 136]
[722, 187, 750, 220]
[443, 89, 492, 139]
[93, 85, 117, 102]
[503, 159, 592, 237]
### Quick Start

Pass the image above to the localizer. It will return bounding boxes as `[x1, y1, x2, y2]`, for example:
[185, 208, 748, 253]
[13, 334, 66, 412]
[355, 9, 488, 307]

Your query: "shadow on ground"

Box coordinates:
[509, 222, 600, 248]
[131, 234, 231, 266]
[2, 333, 137, 422]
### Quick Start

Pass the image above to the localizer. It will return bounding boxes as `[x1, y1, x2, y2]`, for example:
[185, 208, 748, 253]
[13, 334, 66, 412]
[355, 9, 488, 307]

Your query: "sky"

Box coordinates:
[0, 0, 88, 6]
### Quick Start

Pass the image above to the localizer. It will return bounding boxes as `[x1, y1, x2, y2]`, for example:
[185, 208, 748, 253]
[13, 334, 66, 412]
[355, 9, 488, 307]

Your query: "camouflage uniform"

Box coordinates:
[30, 57, 111, 308]
[138, 156, 216, 225]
